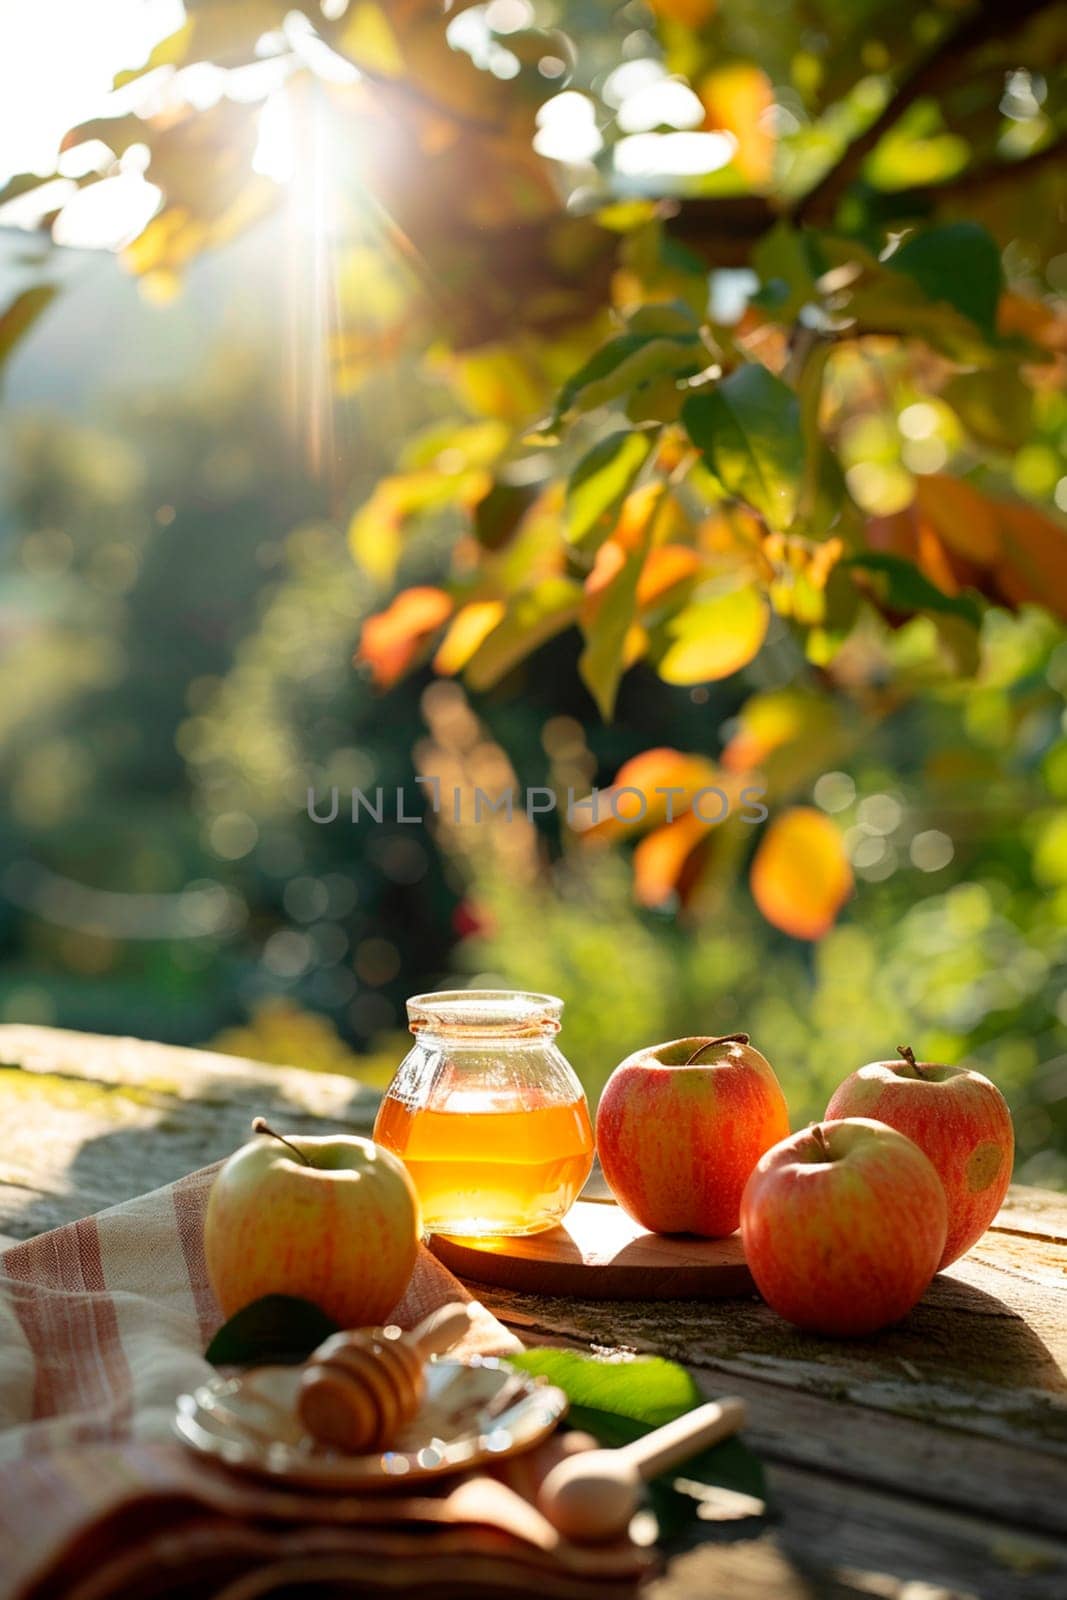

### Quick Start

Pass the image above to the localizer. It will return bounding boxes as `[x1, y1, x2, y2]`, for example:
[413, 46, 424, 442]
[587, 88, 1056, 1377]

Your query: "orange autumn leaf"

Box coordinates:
[914, 475, 1001, 565]
[433, 599, 505, 675]
[633, 811, 713, 909]
[357, 586, 453, 688]
[700, 64, 775, 186]
[584, 540, 703, 627]
[995, 502, 1067, 617]
[697, 506, 771, 581]
[614, 484, 684, 551]
[917, 522, 965, 594]
[647, 0, 718, 25]
[866, 504, 969, 599]
[636, 544, 703, 607]
[581, 539, 628, 625]
[997, 291, 1067, 352]
[577, 747, 720, 843]
[750, 807, 853, 940]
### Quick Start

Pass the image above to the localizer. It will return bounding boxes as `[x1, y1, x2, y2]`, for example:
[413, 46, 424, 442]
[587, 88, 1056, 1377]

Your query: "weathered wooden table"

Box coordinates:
[1, 1025, 1064, 1600]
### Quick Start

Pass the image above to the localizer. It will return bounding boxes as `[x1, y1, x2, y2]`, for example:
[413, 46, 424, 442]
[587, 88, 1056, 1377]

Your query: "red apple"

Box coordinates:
[824, 1046, 1014, 1267]
[595, 1033, 790, 1237]
[205, 1120, 421, 1326]
[740, 1118, 947, 1336]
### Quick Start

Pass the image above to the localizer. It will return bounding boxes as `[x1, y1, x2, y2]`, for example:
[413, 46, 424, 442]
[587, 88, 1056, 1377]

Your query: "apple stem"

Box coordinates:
[897, 1044, 924, 1078]
[252, 1116, 312, 1166]
[684, 1033, 750, 1066]
[811, 1123, 831, 1160]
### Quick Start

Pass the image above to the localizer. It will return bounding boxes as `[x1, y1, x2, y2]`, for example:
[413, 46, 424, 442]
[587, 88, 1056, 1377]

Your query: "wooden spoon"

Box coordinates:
[536, 1395, 747, 1542]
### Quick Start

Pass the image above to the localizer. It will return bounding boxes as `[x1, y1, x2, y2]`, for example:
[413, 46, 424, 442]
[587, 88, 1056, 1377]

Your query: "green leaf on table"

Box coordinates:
[205, 1294, 340, 1367]
[890, 222, 1002, 338]
[566, 429, 655, 550]
[509, 1349, 767, 1544]
[463, 576, 583, 691]
[510, 1348, 702, 1423]
[847, 552, 982, 626]
[682, 366, 802, 533]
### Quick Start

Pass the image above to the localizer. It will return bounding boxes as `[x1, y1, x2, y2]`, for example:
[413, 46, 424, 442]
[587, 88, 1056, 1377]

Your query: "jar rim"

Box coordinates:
[406, 989, 563, 1037]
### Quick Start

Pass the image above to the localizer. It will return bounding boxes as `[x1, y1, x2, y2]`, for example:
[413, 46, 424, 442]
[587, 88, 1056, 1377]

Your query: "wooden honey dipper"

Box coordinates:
[537, 1395, 748, 1542]
[297, 1301, 473, 1453]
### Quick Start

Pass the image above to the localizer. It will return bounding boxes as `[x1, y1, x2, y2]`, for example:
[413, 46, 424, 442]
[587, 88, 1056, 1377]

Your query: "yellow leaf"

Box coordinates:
[339, 2, 404, 77]
[349, 486, 402, 581]
[463, 577, 583, 691]
[357, 587, 453, 688]
[348, 464, 491, 581]
[721, 689, 829, 771]
[654, 585, 769, 685]
[433, 600, 506, 675]
[750, 807, 853, 940]
[437, 346, 545, 423]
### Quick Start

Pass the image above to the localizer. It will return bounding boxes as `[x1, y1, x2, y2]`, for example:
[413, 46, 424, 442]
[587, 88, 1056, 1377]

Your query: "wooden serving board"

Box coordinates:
[429, 1200, 753, 1301]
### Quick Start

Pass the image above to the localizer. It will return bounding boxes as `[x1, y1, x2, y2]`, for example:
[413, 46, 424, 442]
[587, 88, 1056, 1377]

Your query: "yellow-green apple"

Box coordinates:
[824, 1046, 1014, 1267]
[740, 1118, 947, 1336]
[595, 1034, 790, 1237]
[205, 1119, 421, 1326]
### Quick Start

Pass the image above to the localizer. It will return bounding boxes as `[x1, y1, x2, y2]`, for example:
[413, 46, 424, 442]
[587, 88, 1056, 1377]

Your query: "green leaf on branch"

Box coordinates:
[205, 1295, 340, 1367]
[847, 553, 982, 625]
[579, 523, 654, 719]
[943, 369, 1033, 454]
[473, 479, 538, 550]
[566, 429, 655, 550]
[890, 223, 1002, 338]
[552, 333, 703, 427]
[794, 339, 833, 526]
[464, 576, 583, 690]
[0, 284, 57, 372]
[682, 366, 803, 532]
[751, 223, 826, 321]
[625, 300, 701, 337]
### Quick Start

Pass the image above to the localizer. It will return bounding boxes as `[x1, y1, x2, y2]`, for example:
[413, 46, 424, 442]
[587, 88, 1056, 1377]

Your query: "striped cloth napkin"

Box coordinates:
[0, 1168, 651, 1600]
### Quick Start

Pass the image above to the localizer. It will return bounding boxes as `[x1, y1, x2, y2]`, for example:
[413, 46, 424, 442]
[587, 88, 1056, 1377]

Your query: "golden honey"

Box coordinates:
[374, 1089, 594, 1237]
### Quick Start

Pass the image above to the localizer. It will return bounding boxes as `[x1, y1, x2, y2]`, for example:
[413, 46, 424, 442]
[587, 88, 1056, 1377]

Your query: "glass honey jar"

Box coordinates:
[373, 991, 594, 1238]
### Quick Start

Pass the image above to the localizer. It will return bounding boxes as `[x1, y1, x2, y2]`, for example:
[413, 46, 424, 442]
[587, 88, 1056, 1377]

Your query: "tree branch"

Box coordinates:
[793, 0, 1056, 224]
[667, 0, 1060, 258]
[924, 130, 1067, 200]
